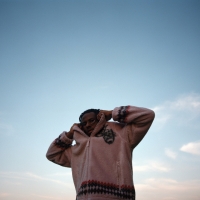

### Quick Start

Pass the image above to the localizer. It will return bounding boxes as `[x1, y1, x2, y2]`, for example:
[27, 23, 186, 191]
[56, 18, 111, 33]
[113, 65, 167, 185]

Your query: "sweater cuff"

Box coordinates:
[54, 132, 73, 149]
[112, 106, 130, 123]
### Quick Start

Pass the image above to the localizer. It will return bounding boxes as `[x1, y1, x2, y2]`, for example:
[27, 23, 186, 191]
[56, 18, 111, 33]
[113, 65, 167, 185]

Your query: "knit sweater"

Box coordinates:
[46, 106, 155, 200]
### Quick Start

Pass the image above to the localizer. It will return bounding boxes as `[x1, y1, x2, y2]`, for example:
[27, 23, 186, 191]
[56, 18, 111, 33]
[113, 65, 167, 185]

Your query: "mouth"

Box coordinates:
[87, 129, 93, 134]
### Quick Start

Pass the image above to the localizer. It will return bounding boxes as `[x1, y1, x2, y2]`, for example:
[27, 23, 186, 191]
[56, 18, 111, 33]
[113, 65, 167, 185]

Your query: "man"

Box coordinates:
[46, 105, 155, 200]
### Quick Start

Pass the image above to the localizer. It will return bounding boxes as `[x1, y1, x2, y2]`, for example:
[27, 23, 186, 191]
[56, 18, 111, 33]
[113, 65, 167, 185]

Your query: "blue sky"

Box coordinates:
[0, 0, 200, 199]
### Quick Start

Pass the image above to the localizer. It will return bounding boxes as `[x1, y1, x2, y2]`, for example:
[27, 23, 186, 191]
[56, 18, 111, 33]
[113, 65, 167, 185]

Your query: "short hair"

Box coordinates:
[79, 109, 100, 122]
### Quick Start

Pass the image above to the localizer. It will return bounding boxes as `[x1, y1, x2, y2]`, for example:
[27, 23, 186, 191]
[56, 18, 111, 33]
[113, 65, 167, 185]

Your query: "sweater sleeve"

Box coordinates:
[112, 105, 155, 149]
[46, 132, 73, 167]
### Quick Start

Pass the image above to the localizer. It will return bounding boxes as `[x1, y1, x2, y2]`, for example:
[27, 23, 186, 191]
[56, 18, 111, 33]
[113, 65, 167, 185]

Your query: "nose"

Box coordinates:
[86, 121, 91, 128]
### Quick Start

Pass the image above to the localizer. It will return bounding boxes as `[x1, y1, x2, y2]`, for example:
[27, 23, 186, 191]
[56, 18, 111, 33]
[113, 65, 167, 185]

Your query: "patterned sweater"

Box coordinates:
[46, 106, 155, 200]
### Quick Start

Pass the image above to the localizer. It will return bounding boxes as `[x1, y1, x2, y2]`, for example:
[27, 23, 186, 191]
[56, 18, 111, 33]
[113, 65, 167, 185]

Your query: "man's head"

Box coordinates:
[79, 109, 100, 136]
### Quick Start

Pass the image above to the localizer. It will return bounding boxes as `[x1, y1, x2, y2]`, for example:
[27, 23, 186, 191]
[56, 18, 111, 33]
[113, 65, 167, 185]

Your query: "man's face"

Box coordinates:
[81, 112, 98, 136]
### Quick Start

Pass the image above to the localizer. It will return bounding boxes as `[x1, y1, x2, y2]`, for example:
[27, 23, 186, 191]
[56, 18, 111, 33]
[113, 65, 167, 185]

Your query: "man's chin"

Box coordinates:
[87, 129, 93, 134]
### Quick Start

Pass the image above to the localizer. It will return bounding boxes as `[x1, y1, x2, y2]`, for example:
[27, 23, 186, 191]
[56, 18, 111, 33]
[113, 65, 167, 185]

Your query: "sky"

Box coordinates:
[0, 0, 200, 199]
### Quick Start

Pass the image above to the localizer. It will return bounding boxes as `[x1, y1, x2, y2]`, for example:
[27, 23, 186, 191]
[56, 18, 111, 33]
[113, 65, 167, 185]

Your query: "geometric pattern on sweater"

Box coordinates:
[77, 180, 135, 200]
[118, 106, 129, 123]
[95, 125, 116, 144]
[54, 135, 71, 149]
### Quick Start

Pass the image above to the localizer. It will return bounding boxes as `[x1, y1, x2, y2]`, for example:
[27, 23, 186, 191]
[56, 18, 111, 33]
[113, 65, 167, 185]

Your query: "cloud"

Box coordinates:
[0, 171, 75, 200]
[31, 194, 64, 200]
[0, 171, 74, 188]
[169, 94, 200, 111]
[136, 178, 200, 191]
[180, 141, 200, 155]
[165, 148, 177, 159]
[135, 178, 200, 200]
[26, 172, 73, 187]
[152, 93, 200, 129]
[134, 161, 171, 172]
[48, 172, 72, 177]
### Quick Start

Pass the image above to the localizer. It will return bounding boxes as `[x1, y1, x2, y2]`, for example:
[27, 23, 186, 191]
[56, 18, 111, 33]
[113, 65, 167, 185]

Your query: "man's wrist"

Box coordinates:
[66, 131, 73, 139]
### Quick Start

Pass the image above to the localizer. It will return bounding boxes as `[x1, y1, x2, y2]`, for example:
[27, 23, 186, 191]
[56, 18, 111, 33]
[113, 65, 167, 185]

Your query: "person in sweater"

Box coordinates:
[46, 105, 155, 200]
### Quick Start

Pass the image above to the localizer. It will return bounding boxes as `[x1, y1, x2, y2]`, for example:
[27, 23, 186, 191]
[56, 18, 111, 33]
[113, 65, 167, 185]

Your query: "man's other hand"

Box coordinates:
[97, 110, 113, 121]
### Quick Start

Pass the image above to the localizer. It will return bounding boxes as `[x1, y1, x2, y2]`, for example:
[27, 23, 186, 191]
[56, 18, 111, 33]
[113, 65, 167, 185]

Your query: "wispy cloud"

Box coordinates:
[152, 93, 200, 129]
[180, 141, 200, 155]
[47, 172, 72, 177]
[134, 161, 171, 172]
[165, 148, 177, 159]
[26, 172, 73, 187]
[136, 178, 200, 191]
[0, 171, 73, 188]
[168, 94, 200, 111]
[135, 178, 200, 200]
[31, 194, 64, 200]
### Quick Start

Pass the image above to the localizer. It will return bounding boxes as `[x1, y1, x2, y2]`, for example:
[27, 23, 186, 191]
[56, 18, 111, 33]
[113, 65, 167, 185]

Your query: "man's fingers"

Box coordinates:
[77, 123, 82, 129]
[97, 112, 103, 120]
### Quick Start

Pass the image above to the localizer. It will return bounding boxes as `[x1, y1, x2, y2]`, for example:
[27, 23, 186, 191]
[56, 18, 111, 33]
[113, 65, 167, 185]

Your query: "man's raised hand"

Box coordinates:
[65, 123, 82, 139]
[97, 110, 113, 121]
